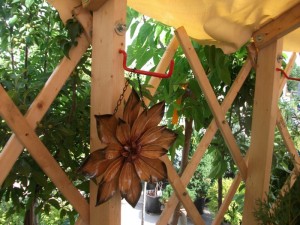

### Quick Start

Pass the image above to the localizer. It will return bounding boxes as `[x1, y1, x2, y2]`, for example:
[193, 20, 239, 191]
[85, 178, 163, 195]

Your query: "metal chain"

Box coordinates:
[113, 73, 147, 115]
[113, 74, 132, 115]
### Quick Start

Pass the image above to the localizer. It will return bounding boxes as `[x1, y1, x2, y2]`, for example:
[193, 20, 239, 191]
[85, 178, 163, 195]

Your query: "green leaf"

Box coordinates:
[32, 171, 48, 187]
[60, 209, 67, 218]
[135, 49, 153, 69]
[48, 199, 61, 210]
[8, 15, 18, 25]
[25, 0, 34, 8]
[129, 21, 139, 39]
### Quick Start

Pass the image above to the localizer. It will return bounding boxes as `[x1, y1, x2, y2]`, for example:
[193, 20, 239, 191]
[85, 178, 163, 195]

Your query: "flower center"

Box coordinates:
[122, 142, 141, 161]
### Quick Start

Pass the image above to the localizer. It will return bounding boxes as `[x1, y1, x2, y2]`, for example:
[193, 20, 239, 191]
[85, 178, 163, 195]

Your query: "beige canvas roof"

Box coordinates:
[128, 0, 300, 53]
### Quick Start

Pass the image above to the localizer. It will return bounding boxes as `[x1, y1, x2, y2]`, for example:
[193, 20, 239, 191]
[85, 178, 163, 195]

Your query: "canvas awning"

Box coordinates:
[127, 0, 300, 53]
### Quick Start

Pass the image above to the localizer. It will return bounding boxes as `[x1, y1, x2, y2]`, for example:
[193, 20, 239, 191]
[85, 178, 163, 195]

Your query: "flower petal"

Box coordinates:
[119, 162, 135, 193]
[116, 119, 131, 145]
[131, 102, 165, 142]
[95, 114, 118, 144]
[123, 174, 142, 207]
[105, 143, 122, 160]
[153, 128, 177, 149]
[78, 149, 109, 179]
[119, 161, 142, 207]
[137, 126, 165, 146]
[96, 177, 119, 206]
[123, 89, 141, 127]
[103, 157, 124, 182]
[134, 156, 167, 182]
[133, 158, 152, 182]
[140, 145, 167, 159]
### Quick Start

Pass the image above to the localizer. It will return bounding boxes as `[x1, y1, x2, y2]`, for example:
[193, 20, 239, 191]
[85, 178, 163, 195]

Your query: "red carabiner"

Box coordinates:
[119, 49, 174, 78]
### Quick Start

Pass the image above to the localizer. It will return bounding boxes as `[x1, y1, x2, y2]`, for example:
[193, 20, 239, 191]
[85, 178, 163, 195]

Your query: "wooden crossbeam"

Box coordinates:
[157, 52, 253, 225]
[160, 156, 206, 225]
[277, 108, 300, 168]
[175, 27, 247, 180]
[0, 85, 90, 224]
[212, 52, 297, 224]
[213, 173, 243, 225]
[72, 5, 93, 43]
[212, 52, 296, 225]
[144, 36, 179, 106]
[253, 3, 300, 49]
[0, 34, 90, 186]
[270, 167, 300, 214]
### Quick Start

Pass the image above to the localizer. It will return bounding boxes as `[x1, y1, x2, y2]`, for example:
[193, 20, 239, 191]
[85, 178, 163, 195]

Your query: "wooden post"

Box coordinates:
[242, 39, 283, 225]
[90, 0, 126, 224]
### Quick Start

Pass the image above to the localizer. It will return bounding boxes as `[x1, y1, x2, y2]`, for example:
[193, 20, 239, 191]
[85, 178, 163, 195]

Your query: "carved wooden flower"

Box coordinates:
[79, 90, 177, 207]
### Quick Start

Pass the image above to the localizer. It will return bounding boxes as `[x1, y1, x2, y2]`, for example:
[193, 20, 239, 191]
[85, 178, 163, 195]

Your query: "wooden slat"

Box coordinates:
[253, 3, 300, 49]
[270, 167, 300, 213]
[75, 217, 88, 225]
[157, 56, 252, 225]
[144, 36, 179, 106]
[0, 86, 89, 224]
[82, 0, 109, 11]
[0, 34, 90, 186]
[212, 52, 297, 225]
[160, 155, 206, 225]
[277, 109, 300, 168]
[175, 27, 247, 180]
[47, 0, 82, 24]
[242, 38, 283, 225]
[213, 173, 243, 225]
[72, 5, 93, 43]
[278, 52, 297, 94]
[89, 0, 126, 224]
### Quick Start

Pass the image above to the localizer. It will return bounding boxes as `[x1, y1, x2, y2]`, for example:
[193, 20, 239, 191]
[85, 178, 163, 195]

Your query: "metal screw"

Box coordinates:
[255, 34, 264, 42]
[277, 55, 284, 63]
[115, 22, 127, 35]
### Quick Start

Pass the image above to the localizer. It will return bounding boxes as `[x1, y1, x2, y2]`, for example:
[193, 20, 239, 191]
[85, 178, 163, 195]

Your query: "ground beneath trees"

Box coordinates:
[121, 193, 213, 225]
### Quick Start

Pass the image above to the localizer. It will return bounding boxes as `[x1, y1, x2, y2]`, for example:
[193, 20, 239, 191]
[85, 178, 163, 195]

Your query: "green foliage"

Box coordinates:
[160, 184, 197, 204]
[254, 176, 300, 225]
[287, 64, 300, 92]
[207, 178, 245, 225]
[0, 0, 91, 222]
[187, 151, 213, 198]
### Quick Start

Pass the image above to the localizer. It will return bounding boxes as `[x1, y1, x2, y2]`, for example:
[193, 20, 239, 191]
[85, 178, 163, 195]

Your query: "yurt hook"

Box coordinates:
[276, 68, 300, 81]
[119, 49, 174, 78]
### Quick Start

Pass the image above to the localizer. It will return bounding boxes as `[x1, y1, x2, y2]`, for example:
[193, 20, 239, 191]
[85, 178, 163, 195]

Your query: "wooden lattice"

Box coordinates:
[0, 1, 300, 225]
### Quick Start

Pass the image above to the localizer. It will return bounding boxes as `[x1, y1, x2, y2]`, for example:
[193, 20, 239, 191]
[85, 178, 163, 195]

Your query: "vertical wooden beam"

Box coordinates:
[90, 0, 126, 225]
[242, 39, 283, 225]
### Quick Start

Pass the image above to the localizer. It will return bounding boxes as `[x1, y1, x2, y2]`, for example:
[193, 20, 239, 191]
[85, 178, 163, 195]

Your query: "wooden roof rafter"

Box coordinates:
[253, 3, 300, 49]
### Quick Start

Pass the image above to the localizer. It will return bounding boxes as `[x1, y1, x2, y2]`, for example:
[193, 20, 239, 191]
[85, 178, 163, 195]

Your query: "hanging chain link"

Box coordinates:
[113, 73, 132, 115]
[113, 72, 147, 115]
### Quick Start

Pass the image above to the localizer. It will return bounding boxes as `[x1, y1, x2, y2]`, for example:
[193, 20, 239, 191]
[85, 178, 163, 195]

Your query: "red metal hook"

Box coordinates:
[276, 68, 300, 81]
[119, 49, 174, 78]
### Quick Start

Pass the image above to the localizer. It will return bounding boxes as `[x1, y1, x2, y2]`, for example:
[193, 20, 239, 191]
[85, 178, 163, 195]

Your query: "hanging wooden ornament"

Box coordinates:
[79, 88, 177, 207]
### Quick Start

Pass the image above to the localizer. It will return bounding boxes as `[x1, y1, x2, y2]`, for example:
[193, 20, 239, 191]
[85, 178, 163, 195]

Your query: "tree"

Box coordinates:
[0, 1, 90, 223]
